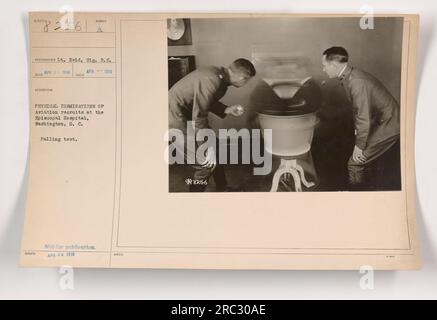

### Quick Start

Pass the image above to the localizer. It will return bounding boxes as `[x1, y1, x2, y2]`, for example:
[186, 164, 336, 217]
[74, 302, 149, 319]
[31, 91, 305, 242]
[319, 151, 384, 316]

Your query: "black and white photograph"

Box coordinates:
[168, 17, 403, 192]
[4, 0, 436, 299]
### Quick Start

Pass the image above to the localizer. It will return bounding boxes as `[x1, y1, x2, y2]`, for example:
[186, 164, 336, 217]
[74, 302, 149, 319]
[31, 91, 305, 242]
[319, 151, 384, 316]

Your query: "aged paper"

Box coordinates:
[20, 12, 420, 269]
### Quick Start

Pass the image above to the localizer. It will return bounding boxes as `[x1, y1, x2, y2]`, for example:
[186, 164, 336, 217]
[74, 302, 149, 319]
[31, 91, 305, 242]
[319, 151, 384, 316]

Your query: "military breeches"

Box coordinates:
[347, 139, 401, 190]
[169, 130, 227, 192]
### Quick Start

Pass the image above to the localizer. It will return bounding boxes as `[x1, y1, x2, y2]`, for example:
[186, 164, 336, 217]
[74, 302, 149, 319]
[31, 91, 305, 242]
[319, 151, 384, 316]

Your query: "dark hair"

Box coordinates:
[323, 46, 349, 63]
[230, 58, 256, 77]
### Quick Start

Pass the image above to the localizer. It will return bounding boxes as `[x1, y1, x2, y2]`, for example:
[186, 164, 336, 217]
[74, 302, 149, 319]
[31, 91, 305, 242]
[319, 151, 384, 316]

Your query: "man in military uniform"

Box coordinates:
[169, 58, 256, 192]
[322, 46, 401, 190]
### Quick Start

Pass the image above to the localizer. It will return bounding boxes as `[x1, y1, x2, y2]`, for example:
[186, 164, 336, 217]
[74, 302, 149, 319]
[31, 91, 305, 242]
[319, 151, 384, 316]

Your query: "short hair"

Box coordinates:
[323, 46, 349, 63]
[230, 58, 256, 77]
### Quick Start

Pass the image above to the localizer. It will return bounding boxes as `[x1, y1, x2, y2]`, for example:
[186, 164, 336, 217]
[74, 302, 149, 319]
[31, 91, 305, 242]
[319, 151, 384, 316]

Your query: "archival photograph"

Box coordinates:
[20, 12, 419, 271]
[167, 17, 403, 192]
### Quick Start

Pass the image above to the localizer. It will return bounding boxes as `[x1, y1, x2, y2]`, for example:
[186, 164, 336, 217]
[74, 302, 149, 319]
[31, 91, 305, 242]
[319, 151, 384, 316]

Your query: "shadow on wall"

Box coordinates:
[312, 81, 355, 191]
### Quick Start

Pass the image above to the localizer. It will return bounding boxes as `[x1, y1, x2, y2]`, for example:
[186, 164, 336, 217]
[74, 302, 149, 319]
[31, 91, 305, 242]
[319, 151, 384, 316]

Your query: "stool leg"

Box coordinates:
[289, 168, 302, 192]
[270, 168, 286, 192]
[295, 164, 315, 188]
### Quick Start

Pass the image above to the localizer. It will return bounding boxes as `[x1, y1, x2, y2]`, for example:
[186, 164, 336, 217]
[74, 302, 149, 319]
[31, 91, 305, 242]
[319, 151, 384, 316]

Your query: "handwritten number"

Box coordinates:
[43, 20, 51, 32]
[75, 21, 81, 32]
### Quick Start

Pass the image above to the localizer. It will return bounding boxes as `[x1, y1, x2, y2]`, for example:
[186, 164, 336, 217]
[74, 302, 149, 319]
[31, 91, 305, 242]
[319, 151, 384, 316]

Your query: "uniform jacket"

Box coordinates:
[340, 65, 400, 159]
[169, 66, 229, 132]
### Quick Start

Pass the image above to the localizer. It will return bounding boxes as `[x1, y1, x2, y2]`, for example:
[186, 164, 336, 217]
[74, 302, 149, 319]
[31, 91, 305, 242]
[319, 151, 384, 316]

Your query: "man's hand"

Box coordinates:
[352, 145, 366, 163]
[201, 146, 216, 169]
[225, 104, 245, 117]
